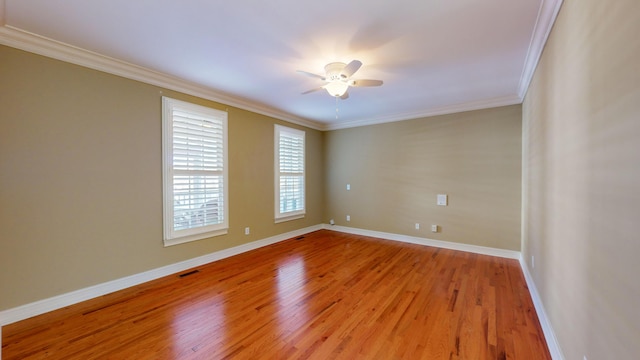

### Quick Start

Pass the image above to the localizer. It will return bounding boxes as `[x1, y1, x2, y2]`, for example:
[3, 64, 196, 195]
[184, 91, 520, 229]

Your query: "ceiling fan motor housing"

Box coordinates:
[324, 62, 348, 81]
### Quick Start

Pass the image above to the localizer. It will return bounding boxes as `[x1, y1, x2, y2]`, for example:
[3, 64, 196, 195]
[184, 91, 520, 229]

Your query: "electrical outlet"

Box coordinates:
[329, 219, 335, 225]
[244, 227, 250, 235]
[346, 184, 351, 190]
[415, 223, 420, 230]
[431, 224, 438, 232]
[346, 215, 350, 222]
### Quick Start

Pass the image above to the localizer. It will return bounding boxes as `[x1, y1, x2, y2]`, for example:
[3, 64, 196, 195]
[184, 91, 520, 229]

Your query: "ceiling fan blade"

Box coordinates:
[340, 91, 349, 100]
[340, 60, 362, 78]
[301, 87, 323, 95]
[296, 70, 326, 80]
[349, 79, 383, 87]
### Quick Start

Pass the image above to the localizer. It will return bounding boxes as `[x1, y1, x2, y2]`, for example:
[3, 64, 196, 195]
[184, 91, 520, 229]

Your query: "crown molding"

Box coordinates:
[0, 0, 561, 132]
[323, 94, 522, 130]
[0, 24, 324, 131]
[328, 0, 563, 131]
[517, 0, 564, 99]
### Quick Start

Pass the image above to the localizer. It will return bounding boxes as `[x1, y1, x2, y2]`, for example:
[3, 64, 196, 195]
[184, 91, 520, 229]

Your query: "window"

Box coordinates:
[275, 125, 305, 222]
[162, 97, 228, 246]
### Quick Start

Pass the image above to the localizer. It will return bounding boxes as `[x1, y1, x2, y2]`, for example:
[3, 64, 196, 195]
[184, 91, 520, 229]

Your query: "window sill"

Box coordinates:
[274, 214, 305, 224]
[163, 228, 228, 247]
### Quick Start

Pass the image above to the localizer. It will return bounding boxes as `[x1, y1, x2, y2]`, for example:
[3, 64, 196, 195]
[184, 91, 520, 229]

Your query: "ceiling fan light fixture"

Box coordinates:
[324, 81, 349, 97]
[298, 60, 382, 100]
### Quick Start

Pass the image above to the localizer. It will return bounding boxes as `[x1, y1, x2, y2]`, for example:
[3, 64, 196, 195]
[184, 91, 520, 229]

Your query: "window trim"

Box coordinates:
[274, 124, 306, 223]
[162, 96, 228, 246]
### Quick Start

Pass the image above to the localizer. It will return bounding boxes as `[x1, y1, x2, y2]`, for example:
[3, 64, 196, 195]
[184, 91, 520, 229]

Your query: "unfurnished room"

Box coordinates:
[1, 0, 639, 359]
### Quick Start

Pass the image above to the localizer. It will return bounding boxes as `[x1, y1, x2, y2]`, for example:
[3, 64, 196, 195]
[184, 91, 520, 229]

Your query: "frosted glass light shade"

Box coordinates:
[324, 81, 349, 97]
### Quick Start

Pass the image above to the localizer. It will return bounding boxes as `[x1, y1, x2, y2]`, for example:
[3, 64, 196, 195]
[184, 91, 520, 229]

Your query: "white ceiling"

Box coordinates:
[0, 0, 562, 130]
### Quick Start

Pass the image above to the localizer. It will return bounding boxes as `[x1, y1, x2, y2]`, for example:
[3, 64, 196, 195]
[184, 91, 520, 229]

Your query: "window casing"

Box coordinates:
[162, 97, 228, 246]
[275, 125, 305, 222]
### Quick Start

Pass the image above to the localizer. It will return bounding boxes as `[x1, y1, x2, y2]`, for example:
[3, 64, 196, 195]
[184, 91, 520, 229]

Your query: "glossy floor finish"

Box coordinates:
[2, 230, 550, 359]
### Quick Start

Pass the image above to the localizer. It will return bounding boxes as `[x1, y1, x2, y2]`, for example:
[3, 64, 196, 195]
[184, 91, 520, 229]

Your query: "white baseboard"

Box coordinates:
[519, 256, 565, 360]
[1, 224, 562, 360]
[324, 224, 521, 259]
[0, 224, 323, 326]
[328, 225, 564, 358]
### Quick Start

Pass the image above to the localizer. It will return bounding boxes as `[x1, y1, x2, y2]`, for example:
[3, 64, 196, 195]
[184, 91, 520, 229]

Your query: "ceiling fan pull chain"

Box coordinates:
[335, 96, 339, 120]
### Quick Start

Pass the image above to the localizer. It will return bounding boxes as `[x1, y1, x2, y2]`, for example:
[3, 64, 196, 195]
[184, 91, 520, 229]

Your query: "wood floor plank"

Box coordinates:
[2, 230, 551, 359]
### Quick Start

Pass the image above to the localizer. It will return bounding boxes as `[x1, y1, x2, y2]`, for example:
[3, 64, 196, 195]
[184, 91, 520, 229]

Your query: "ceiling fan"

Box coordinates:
[297, 60, 383, 100]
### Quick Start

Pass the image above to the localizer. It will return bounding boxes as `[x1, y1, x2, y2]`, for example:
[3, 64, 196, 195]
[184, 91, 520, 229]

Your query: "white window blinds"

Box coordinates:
[162, 97, 228, 246]
[275, 125, 305, 222]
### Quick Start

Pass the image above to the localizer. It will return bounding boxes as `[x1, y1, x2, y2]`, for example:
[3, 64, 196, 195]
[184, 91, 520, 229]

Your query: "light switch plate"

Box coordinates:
[437, 194, 448, 206]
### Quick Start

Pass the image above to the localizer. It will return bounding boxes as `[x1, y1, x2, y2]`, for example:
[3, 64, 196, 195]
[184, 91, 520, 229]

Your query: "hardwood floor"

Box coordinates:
[2, 230, 550, 359]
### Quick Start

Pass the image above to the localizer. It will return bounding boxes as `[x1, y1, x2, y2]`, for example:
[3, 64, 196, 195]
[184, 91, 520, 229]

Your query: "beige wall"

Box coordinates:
[3, 2, 639, 356]
[0, 42, 523, 312]
[522, 0, 640, 359]
[324, 105, 522, 251]
[0, 45, 324, 310]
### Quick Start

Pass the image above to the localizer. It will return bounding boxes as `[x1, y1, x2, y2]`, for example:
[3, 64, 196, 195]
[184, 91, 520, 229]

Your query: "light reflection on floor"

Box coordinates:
[276, 256, 310, 334]
[171, 297, 226, 358]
